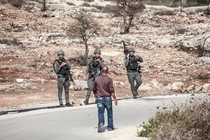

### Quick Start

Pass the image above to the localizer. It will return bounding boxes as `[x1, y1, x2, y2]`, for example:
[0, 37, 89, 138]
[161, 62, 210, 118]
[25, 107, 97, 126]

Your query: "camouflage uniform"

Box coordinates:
[84, 49, 104, 104]
[53, 50, 71, 106]
[124, 48, 143, 98]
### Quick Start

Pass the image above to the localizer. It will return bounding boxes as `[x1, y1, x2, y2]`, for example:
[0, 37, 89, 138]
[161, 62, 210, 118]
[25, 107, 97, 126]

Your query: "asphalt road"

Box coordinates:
[0, 94, 208, 140]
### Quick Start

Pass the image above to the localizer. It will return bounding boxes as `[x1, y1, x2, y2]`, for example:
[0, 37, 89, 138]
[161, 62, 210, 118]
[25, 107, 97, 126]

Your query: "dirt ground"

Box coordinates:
[0, 2, 210, 110]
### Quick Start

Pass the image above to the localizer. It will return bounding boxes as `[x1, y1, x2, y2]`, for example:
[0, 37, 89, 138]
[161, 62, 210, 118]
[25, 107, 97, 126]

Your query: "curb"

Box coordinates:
[0, 105, 61, 116]
[0, 96, 142, 116]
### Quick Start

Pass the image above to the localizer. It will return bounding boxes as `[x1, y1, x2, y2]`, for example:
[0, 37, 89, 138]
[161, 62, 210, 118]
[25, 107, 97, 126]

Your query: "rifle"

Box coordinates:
[137, 65, 142, 74]
[69, 71, 75, 85]
[122, 41, 129, 58]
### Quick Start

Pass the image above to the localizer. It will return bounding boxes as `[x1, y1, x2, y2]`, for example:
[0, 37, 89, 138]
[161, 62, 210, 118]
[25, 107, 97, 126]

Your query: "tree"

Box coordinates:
[113, 0, 145, 34]
[42, 0, 47, 11]
[67, 12, 100, 65]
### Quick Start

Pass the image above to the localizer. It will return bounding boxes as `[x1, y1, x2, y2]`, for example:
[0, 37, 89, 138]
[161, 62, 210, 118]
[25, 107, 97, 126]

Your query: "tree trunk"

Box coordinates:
[179, 0, 183, 12]
[83, 36, 88, 65]
[124, 15, 134, 34]
[42, 0, 47, 12]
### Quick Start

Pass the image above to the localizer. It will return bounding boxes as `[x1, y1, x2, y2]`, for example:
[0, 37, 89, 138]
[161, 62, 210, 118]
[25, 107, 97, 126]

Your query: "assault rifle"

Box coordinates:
[122, 41, 129, 58]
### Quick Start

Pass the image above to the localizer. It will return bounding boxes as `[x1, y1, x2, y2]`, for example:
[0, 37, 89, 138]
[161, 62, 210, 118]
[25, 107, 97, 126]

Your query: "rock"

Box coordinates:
[202, 84, 210, 93]
[0, 85, 10, 91]
[185, 85, 195, 92]
[197, 73, 210, 79]
[70, 80, 88, 91]
[114, 81, 125, 87]
[171, 82, 184, 92]
[140, 83, 153, 90]
[194, 85, 203, 93]
[16, 78, 24, 83]
[194, 57, 210, 65]
[11, 81, 38, 90]
[150, 79, 162, 89]
[181, 32, 210, 51]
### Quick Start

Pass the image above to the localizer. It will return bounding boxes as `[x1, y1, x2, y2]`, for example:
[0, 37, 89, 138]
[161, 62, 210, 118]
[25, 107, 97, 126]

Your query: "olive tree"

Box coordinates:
[67, 12, 100, 65]
[113, 0, 145, 34]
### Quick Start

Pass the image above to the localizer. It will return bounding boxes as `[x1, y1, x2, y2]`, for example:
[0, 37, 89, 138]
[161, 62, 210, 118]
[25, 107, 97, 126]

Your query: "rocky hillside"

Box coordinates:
[0, 0, 210, 109]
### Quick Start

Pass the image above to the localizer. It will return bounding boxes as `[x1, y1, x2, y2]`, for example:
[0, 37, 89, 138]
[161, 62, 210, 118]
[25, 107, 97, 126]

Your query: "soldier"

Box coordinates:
[84, 48, 104, 105]
[124, 48, 143, 99]
[53, 50, 72, 107]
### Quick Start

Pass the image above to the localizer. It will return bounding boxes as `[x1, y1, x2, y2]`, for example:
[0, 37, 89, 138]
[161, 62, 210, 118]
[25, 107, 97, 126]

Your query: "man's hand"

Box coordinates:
[60, 62, 67, 67]
[114, 99, 118, 106]
[125, 54, 129, 59]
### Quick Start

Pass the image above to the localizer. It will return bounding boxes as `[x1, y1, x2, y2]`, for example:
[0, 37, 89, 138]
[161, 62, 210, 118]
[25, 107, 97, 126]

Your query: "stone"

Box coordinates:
[202, 84, 210, 93]
[16, 78, 24, 83]
[150, 79, 162, 89]
[194, 85, 203, 93]
[194, 57, 210, 65]
[171, 82, 184, 92]
[140, 83, 153, 90]
[70, 80, 88, 91]
[185, 85, 195, 92]
[11, 81, 38, 90]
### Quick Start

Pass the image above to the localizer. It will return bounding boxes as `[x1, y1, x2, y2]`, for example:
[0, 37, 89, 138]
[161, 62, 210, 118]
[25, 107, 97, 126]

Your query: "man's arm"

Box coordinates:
[109, 79, 117, 105]
[92, 81, 97, 97]
[54, 61, 62, 74]
[66, 59, 71, 70]
[136, 56, 143, 62]
[124, 57, 129, 67]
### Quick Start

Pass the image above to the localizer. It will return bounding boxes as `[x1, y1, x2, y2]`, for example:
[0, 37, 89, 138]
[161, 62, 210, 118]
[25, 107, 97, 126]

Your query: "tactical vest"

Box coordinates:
[127, 56, 139, 71]
[88, 57, 103, 78]
[54, 59, 70, 77]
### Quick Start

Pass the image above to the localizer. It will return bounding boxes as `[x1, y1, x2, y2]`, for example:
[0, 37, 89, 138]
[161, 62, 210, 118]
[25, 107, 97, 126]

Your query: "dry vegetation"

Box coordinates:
[138, 94, 210, 140]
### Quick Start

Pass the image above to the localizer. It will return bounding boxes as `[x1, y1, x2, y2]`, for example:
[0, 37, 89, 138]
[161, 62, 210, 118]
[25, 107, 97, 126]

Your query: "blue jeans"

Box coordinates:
[97, 96, 114, 129]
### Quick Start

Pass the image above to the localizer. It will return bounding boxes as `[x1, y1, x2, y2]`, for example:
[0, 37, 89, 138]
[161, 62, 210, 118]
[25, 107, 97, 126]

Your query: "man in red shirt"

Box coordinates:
[93, 66, 118, 133]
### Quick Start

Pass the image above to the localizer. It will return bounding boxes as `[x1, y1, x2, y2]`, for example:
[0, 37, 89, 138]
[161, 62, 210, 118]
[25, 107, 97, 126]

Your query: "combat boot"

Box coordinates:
[65, 103, 73, 107]
[83, 99, 89, 105]
[60, 103, 64, 107]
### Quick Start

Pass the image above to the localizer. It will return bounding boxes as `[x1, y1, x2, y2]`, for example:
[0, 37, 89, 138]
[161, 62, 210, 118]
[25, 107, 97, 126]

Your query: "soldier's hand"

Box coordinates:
[114, 99, 118, 106]
[60, 62, 67, 67]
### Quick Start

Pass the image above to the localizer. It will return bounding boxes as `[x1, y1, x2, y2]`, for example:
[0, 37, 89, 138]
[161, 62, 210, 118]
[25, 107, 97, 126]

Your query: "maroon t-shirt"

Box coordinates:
[93, 75, 115, 97]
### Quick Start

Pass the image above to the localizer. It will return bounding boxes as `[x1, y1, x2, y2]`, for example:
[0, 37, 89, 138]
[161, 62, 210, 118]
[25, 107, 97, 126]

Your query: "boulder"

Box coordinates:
[194, 57, 210, 65]
[171, 82, 184, 92]
[70, 80, 88, 91]
[202, 84, 210, 93]
[185, 85, 195, 92]
[194, 85, 203, 93]
[150, 79, 162, 89]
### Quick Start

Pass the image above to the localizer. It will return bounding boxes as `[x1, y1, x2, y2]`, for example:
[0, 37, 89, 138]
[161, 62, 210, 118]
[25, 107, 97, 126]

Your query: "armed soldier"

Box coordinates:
[84, 48, 104, 105]
[53, 50, 73, 107]
[124, 48, 143, 99]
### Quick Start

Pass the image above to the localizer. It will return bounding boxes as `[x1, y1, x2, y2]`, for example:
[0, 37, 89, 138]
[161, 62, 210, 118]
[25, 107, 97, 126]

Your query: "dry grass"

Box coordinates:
[138, 94, 210, 140]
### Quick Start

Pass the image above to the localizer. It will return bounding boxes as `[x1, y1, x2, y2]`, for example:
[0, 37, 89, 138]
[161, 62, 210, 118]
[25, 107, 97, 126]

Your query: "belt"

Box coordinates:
[57, 75, 65, 78]
[127, 70, 138, 73]
[97, 96, 111, 97]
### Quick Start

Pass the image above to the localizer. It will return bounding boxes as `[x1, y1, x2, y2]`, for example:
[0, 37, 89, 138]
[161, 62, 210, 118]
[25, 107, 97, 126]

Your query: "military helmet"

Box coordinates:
[57, 50, 65, 55]
[94, 48, 101, 55]
[128, 47, 135, 53]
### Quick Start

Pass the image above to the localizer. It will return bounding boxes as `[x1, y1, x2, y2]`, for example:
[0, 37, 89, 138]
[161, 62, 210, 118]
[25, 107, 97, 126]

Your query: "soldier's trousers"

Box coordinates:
[85, 77, 95, 102]
[127, 72, 142, 97]
[57, 77, 70, 104]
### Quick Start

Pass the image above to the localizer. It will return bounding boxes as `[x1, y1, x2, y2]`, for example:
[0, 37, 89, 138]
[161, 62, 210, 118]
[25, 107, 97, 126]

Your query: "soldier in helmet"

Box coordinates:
[84, 48, 104, 105]
[124, 48, 143, 99]
[53, 50, 72, 107]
